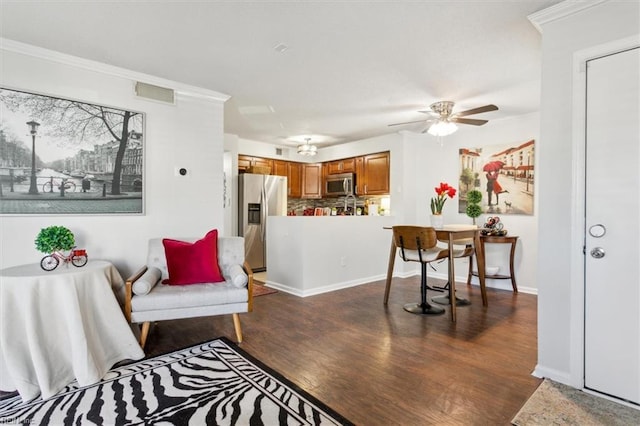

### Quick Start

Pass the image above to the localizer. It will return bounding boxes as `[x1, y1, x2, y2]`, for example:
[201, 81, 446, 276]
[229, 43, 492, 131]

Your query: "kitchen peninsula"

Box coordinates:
[267, 215, 395, 296]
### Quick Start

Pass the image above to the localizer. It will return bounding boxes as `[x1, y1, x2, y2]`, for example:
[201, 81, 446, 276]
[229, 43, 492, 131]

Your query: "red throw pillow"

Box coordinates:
[162, 229, 224, 285]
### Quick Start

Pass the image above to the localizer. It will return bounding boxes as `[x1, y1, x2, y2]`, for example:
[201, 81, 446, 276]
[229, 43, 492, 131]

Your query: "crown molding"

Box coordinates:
[528, 0, 609, 33]
[0, 38, 230, 103]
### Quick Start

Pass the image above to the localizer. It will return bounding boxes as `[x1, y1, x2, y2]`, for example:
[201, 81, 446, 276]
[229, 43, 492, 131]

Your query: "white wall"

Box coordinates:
[0, 40, 229, 277]
[418, 113, 540, 292]
[532, 0, 640, 386]
[236, 112, 540, 291]
[223, 133, 240, 237]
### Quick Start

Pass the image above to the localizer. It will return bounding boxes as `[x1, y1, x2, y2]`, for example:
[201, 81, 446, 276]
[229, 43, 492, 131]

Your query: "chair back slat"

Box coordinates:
[393, 226, 437, 250]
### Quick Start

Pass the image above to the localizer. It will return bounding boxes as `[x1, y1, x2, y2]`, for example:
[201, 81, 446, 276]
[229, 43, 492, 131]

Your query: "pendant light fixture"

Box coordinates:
[297, 137, 317, 156]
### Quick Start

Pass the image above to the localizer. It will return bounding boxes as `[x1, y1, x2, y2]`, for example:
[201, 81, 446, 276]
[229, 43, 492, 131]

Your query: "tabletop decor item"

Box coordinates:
[465, 189, 483, 225]
[35, 226, 75, 254]
[481, 216, 508, 236]
[35, 226, 88, 270]
[430, 182, 456, 228]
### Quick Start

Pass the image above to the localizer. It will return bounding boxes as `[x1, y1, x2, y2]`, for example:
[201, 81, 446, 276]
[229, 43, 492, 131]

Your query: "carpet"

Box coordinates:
[512, 379, 640, 425]
[253, 282, 278, 297]
[0, 337, 352, 425]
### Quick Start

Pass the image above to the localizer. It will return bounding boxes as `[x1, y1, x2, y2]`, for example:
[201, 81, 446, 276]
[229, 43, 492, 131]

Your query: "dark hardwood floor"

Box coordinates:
[144, 277, 540, 426]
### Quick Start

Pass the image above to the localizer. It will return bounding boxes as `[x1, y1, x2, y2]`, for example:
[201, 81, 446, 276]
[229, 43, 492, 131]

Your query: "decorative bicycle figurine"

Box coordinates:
[40, 247, 88, 271]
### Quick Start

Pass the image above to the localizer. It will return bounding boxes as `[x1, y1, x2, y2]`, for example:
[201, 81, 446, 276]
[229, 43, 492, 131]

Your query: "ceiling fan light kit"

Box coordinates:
[297, 138, 318, 156]
[427, 120, 458, 136]
[388, 101, 498, 138]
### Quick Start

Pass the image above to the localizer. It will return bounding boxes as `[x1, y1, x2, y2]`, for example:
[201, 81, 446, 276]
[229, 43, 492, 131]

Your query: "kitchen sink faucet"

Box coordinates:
[344, 193, 357, 215]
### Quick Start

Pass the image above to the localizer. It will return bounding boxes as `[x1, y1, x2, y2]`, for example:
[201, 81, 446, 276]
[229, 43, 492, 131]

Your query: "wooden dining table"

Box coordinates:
[383, 225, 487, 322]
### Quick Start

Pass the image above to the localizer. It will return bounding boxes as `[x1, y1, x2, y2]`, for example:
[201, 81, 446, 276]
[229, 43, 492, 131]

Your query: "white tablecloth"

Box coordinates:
[0, 260, 145, 402]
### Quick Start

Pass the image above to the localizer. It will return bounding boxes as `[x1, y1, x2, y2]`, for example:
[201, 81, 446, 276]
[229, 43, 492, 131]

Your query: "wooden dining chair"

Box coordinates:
[390, 226, 450, 315]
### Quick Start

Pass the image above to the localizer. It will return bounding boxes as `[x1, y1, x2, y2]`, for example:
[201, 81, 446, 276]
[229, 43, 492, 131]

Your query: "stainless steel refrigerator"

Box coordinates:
[238, 174, 287, 272]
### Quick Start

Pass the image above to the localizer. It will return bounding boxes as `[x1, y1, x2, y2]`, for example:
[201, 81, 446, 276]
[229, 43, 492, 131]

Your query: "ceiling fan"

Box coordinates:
[388, 101, 498, 136]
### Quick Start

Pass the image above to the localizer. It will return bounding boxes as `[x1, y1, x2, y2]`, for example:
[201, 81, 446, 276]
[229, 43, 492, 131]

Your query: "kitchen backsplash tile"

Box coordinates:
[287, 195, 387, 216]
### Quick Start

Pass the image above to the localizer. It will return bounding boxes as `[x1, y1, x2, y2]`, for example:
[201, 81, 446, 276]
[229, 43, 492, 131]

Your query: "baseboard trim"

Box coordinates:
[266, 271, 538, 297]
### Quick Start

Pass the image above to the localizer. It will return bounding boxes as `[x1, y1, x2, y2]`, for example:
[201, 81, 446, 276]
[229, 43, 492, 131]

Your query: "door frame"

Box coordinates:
[569, 35, 640, 391]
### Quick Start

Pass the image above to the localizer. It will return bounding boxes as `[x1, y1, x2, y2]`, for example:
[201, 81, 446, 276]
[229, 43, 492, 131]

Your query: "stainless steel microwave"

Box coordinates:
[325, 173, 355, 196]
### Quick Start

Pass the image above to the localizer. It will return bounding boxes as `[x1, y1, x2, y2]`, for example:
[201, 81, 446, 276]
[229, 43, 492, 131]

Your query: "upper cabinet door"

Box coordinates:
[341, 158, 356, 173]
[238, 155, 274, 174]
[327, 158, 356, 174]
[362, 152, 390, 195]
[252, 157, 273, 172]
[272, 160, 288, 177]
[327, 161, 343, 175]
[288, 162, 302, 198]
[355, 157, 364, 195]
[301, 163, 323, 199]
[238, 155, 252, 172]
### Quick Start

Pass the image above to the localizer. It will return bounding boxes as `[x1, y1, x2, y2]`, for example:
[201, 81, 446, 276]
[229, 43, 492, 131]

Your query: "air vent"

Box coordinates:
[135, 82, 175, 104]
[275, 148, 283, 156]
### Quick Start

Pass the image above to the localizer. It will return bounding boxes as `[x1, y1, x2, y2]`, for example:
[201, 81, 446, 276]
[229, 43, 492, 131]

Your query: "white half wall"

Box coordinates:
[0, 40, 229, 276]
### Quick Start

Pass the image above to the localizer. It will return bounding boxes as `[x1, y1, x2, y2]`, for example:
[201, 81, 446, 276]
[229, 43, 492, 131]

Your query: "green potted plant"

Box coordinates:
[35, 226, 75, 254]
[465, 189, 483, 225]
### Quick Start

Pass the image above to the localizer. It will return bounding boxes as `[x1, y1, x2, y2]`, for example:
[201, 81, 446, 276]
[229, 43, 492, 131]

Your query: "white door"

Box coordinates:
[584, 47, 640, 404]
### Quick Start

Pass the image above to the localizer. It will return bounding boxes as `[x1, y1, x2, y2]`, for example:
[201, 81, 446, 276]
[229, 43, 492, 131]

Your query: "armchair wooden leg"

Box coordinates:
[140, 322, 150, 349]
[232, 313, 243, 343]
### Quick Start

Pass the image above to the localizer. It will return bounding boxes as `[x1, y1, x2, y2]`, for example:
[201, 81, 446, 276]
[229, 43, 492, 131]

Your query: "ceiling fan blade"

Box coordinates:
[455, 104, 498, 117]
[388, 119, 426, 127]
[452, 117, 489, 126]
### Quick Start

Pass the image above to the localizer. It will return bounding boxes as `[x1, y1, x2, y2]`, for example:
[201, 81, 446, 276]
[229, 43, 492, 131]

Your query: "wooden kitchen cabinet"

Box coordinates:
[239, 151, 388, 197]
[301, 163, 323, 199]
[355, 156, 364, 195]
[238, 155, 252, 172]
[238, 155, 273, 173]
[288, 162, 302, 198]
[360, 152, 390, 195]
[326, 157, 356, 175]
[272, 160, 288, 177]
[239, 155, 303, 197]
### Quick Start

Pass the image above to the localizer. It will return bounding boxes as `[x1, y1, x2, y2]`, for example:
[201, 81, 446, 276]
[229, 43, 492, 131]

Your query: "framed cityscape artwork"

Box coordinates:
[0, 87, 144, 215]
[458, 139, 535, 216]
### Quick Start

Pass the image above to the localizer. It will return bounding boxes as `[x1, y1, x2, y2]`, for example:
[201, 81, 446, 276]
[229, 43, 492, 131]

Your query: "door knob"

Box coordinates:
[590, 247, 606, 259]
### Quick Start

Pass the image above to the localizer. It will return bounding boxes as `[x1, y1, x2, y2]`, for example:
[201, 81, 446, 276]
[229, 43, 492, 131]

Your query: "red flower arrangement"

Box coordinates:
[430, 182, 457, 215]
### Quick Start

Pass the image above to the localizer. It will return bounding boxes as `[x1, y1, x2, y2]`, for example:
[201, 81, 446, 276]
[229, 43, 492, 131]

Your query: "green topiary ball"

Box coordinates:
[466, 203, 483, 220]
[35, 226, 75, 254]
[467, 189, 482, 204]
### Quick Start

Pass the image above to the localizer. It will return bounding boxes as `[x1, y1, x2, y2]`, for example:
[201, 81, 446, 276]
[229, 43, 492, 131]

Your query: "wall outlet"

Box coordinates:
[340, 256, 347, 267]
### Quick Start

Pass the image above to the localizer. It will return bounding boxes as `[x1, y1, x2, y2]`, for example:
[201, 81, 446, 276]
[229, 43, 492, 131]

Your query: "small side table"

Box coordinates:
[467, 235, 518, 292]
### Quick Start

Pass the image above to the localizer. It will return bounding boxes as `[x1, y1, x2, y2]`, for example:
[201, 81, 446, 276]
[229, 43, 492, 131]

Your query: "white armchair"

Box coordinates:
[124, 235, 253, 348]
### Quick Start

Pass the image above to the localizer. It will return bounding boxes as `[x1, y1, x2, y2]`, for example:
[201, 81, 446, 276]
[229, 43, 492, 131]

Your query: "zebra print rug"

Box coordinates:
[0, 337, 352, 425]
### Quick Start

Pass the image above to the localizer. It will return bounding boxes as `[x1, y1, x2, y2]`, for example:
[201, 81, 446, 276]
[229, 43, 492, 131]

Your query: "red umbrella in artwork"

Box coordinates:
[482, 161, 505, 172]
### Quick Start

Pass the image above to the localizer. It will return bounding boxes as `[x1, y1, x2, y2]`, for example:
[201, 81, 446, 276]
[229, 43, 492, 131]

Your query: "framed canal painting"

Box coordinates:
[0, 87, 144, 215]
[458, 139, 535, 216]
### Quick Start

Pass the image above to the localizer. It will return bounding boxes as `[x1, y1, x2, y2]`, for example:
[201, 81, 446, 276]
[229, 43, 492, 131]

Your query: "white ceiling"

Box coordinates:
[0, 0, 562, 149]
